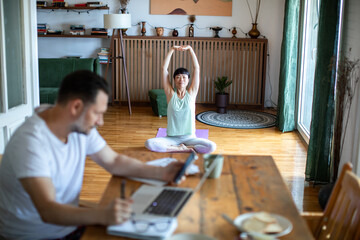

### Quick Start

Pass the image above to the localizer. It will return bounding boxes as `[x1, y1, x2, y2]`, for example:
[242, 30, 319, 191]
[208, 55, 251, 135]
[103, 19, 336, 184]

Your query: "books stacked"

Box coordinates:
[37, 1, 47, 7]
[87, 1, 105, 7]
[47, 29, 63, 35]
[70, 25, 85, 35]
[98, 48, 110, 64]
[91, 28, 107, 36]
[37, 23, 47, 35]
[52, 0, 68, 7]
[74, 3, 87, 7]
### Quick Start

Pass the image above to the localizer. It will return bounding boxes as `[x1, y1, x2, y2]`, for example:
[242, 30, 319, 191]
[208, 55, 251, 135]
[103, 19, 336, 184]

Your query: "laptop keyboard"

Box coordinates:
[144, 189, 189, 216]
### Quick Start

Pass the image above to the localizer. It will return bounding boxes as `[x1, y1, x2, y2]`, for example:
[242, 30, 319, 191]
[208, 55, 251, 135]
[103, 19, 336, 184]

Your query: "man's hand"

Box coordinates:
[101, 198, 133, 225]
[161, 160, 186, 183]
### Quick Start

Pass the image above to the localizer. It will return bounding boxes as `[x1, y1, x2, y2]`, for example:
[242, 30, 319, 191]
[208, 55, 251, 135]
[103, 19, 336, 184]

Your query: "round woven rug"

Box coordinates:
[196, 110, 277, 129]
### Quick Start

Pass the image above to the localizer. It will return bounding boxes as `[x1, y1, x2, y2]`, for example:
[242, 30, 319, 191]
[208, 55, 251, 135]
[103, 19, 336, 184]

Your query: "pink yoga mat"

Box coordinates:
[156, 128, 209, 139]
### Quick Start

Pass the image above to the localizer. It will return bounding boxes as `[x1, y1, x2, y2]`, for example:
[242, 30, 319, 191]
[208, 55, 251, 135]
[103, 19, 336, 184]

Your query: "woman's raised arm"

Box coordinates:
[162, 46, 179, 100]
[183, 46, 200, 96]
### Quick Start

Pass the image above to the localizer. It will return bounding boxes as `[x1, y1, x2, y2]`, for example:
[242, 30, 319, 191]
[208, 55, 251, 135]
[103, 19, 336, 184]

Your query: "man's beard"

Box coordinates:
[71, 122, 95, 135]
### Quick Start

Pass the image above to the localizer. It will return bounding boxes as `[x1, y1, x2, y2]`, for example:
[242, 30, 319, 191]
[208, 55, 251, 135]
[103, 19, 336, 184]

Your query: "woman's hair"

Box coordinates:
[57, 70, 109, 106]
[173, 68, 190, 79]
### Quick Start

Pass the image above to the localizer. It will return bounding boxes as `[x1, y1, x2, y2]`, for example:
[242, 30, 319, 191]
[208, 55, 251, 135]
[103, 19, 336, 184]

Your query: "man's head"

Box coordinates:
[57, 70, 109, 106]
[57, 70, 109, 134]
[173, 68, 190, 89]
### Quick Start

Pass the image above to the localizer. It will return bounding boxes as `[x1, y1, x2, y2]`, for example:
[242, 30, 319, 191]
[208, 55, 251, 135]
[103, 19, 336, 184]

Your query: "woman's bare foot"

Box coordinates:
[166, 144, 194, 153]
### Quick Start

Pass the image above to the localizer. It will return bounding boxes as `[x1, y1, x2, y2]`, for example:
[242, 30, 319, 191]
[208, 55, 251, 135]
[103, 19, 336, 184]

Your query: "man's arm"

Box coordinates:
[20, 177, 132, 226]
[90, 145, 184, 182]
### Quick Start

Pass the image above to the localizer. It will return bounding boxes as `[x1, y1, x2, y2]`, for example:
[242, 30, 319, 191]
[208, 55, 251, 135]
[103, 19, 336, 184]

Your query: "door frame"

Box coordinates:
[0, 0, 39, 153]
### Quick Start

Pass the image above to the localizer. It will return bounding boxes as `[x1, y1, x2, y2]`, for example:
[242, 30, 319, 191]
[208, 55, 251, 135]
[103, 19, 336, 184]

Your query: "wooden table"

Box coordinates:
[81, 150, 314, 240]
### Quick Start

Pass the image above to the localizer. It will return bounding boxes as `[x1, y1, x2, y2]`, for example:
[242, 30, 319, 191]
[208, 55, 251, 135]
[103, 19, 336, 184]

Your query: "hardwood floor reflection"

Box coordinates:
[80, 104, 322, 212]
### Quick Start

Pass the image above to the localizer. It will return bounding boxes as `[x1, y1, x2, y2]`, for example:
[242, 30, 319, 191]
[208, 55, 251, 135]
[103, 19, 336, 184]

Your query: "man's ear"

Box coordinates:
[69, 99, 84, 118]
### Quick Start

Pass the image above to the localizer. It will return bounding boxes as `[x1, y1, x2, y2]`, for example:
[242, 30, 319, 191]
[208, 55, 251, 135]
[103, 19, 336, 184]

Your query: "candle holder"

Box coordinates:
[231, 27, 237, 38]
[211, 27, 222, 38]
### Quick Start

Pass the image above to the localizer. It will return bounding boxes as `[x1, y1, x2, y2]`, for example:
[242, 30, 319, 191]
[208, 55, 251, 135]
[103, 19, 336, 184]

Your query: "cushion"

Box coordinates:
[148, 89, 167, 116]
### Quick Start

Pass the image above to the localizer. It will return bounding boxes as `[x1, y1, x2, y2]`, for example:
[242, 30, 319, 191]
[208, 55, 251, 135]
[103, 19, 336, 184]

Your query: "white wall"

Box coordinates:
[37, 0, 285, 108]
[338, 0, 360, 176]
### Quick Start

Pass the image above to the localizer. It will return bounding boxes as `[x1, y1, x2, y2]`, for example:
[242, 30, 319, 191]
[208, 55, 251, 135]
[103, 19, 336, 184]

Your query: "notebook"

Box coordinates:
[107, 215, 178, 240]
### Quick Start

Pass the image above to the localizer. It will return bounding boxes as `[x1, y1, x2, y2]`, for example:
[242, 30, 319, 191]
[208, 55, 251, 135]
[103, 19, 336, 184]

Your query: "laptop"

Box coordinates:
[131, 152, 219, 218]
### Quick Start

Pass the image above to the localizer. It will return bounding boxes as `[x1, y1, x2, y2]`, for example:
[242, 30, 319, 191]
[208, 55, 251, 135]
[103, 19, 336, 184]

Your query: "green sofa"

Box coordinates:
[39, 58, 100, 104]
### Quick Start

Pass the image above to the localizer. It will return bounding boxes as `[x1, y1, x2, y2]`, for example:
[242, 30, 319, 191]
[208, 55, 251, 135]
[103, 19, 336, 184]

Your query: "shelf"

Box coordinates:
[38, 34, 109, 38]
[37, 6, 109, 10]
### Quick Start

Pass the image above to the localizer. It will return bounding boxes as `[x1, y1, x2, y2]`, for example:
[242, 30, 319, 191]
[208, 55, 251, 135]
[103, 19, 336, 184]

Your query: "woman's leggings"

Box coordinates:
[145, 135, 216, 154]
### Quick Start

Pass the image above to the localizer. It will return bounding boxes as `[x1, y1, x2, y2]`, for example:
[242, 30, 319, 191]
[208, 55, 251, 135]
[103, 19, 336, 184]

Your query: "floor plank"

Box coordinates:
[80, 104, 322, 212]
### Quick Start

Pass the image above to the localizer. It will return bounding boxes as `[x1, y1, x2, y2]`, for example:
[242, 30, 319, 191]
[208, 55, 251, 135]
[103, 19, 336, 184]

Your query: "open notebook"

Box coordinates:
[107, 215, 177, 240]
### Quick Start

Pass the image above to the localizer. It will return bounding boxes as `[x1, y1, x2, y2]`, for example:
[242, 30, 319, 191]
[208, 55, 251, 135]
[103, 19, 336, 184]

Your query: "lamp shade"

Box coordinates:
[104, 14, 131, 29]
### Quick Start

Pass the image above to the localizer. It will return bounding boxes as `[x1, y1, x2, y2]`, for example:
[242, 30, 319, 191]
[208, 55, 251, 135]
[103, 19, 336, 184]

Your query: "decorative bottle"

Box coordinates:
[188, 24, 194, 37]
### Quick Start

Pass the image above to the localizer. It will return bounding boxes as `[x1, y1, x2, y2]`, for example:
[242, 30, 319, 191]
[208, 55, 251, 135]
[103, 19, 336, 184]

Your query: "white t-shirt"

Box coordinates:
[0, 106, 106, 240]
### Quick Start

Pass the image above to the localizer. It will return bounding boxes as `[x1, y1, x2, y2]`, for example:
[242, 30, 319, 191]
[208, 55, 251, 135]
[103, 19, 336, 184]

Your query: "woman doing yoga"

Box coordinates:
[145, 45, 216, 153]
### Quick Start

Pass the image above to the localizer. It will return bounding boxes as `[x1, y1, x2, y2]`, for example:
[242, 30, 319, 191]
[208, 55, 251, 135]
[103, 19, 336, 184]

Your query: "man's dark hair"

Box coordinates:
[57, 70, 109, 105]
[173, 68, 190, 79]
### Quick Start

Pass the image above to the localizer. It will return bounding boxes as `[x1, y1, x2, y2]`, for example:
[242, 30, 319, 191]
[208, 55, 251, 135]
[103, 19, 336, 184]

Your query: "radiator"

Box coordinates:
[113, 37, 267, 107]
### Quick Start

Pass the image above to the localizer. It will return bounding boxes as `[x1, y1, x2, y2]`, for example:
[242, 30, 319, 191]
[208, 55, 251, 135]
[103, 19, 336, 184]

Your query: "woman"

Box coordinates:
[145, 45, 216, 153]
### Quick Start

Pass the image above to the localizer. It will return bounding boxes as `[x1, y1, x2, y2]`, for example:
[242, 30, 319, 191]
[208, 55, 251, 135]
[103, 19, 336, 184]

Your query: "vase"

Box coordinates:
[172, 29, 178, 37]
[155, 27, 164, 37]
[141, 21, 146, 36]
[248, 23, 260, 39]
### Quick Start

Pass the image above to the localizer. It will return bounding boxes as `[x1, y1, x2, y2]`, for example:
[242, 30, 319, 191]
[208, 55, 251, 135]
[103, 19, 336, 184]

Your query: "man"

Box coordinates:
[0, 70, 183, 240]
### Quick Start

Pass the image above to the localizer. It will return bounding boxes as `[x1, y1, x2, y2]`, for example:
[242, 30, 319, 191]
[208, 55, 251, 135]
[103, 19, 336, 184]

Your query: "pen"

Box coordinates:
[121, 180, 126, 199]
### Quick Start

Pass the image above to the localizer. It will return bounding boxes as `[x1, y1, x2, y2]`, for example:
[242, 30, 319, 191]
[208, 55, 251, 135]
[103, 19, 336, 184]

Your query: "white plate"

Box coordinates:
[233, 212, 293, 237]
[167, 233, 217, 240]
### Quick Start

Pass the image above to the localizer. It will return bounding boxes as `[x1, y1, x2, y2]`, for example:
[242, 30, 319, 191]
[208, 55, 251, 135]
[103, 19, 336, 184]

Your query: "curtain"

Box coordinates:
[276, 0, 300, 132]
[305, 0, 341, 183]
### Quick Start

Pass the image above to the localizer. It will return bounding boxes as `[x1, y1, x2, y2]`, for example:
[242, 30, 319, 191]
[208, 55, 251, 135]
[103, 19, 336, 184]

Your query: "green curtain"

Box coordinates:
[276, 0, 300, 132]
[305, 0, 341, 183]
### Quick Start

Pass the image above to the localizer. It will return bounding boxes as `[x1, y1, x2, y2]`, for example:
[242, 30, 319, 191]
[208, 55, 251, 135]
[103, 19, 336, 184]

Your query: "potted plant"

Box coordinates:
[214, 76, 232, 113]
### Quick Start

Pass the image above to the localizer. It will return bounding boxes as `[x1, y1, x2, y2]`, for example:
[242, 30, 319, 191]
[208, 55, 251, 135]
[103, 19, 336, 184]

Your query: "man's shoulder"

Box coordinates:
[9, 114, 47, 145]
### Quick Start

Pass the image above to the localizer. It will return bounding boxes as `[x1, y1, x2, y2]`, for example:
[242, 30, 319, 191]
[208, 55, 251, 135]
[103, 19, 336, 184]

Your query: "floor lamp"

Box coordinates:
[104, 13, 132, 115]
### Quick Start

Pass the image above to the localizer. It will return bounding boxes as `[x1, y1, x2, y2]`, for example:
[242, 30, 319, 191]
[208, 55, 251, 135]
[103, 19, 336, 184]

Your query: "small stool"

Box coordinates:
[148, 89, 167, 117]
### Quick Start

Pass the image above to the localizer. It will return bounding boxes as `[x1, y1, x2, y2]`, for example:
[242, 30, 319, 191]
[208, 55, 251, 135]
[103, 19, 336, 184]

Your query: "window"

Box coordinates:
[297, 0, 321, 143]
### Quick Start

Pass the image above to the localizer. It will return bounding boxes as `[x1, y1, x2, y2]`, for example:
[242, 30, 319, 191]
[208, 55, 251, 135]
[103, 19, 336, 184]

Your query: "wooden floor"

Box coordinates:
[80, 104, 322, 212]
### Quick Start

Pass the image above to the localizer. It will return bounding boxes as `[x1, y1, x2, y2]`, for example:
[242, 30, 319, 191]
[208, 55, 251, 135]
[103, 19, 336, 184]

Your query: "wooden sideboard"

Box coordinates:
[112, 36, 268, 108]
